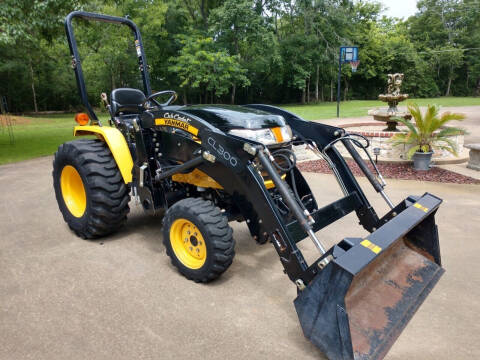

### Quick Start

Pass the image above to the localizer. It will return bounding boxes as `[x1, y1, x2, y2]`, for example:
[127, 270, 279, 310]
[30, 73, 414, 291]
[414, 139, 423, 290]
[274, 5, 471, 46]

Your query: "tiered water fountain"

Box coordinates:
[367, 73, 411, 131]
[337, 74, 467, 164]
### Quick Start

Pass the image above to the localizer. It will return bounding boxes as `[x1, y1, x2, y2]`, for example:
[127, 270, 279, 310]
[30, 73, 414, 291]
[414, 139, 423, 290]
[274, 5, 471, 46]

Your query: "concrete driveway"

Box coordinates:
[1, 156, 479, 360]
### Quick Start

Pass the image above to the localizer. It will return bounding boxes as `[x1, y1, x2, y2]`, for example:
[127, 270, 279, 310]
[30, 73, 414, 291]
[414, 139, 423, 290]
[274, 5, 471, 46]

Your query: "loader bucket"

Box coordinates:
[294, 193, 444, 360]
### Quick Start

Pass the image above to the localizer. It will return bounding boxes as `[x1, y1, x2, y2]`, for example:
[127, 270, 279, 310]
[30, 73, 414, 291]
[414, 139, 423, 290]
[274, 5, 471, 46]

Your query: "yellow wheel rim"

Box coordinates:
[170, 219, 207, 269]
[60, 165, 87, 218]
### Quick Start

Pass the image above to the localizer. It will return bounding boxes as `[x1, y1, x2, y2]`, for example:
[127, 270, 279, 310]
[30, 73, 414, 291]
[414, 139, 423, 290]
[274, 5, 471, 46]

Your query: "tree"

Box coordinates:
[169, 36, 249, 103]
[209, 0, 279, 103]
[2, 0, 480, 112]
[0, 0, 87, 112]
[408, 0, 476, 96]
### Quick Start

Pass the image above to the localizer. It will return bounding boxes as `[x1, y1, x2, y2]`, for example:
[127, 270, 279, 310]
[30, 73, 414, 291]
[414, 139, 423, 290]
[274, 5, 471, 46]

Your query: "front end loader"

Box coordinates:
[53, 11, 445, 359]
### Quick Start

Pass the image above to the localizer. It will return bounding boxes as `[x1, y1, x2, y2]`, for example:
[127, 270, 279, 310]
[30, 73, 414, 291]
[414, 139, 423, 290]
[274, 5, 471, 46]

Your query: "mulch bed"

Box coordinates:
[297, 159, 480, 184]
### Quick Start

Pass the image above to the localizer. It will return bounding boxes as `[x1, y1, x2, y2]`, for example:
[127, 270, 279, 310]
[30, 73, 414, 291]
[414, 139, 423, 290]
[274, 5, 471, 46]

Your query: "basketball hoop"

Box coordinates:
[350, 60, 360, 73]
[338, 46, 359, 117]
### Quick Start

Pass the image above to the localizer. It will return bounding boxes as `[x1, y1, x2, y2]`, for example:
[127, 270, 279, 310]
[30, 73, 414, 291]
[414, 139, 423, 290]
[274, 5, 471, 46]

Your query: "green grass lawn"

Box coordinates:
[0, 114, 108, 165]
[1, 96, 479, 165]
[283, 97, 480, 120]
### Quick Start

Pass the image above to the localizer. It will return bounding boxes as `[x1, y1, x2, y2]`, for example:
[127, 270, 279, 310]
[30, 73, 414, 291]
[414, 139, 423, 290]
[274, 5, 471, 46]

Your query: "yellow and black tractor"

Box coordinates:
[53, 11, 445, 359]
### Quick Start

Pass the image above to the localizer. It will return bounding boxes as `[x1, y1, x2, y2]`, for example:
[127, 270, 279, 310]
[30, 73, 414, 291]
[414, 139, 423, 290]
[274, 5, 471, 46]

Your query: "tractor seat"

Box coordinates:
[110, 88, 146, 116]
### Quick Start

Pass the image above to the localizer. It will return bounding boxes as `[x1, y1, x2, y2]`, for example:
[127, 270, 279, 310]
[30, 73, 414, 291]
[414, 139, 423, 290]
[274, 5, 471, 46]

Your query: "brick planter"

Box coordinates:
[336, 123, 468, 164]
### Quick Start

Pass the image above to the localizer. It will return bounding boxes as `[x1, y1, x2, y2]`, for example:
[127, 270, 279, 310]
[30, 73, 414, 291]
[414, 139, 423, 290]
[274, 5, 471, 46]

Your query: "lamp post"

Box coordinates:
[374, 147, 381, 164]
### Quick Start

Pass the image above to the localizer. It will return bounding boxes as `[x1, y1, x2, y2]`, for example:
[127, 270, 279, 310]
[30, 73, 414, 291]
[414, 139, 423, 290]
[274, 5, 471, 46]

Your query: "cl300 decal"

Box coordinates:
[207, 137, 238, 167]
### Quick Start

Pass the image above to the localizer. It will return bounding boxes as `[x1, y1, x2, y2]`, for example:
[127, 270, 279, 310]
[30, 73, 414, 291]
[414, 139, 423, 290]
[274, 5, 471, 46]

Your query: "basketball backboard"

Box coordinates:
[340, 46, 358, 63]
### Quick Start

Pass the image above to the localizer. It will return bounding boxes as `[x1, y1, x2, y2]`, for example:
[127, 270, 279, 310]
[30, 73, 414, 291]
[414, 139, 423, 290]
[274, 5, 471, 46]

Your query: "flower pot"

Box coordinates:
[412, 151, 433, 171]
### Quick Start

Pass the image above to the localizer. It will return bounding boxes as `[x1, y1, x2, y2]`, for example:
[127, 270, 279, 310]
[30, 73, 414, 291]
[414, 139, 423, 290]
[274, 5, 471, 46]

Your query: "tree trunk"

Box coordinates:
[231, 84, 236, 104]
[343, 79, 348, 101]
[111, 71, 116, 90]
[321, 84, 324, 102]
[183, 89, 188, 105]
[475, 77, 480, 97]
[306, 77, 310, 104]
[315, 64, 319, 102]
[274, 13, 278, 34]
[200, 0, 208, 30]
[330, 79, 334, 102]
[445, 76, 452, 96]
[29, 61, 38, 113]
[301, 87, 306, 104]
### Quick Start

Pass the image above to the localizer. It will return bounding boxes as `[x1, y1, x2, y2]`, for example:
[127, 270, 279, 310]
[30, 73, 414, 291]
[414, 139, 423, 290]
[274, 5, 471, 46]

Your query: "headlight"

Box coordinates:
[229, 126, 292, 145]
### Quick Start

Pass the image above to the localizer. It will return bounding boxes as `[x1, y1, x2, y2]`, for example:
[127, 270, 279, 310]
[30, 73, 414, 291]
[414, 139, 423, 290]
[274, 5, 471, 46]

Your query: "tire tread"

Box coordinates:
[53, 139, 130, 239]
[163, 198, 235, 283]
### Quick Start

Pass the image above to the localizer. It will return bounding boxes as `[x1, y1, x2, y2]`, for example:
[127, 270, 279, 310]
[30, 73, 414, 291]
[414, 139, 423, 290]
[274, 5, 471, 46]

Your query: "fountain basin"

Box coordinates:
[367, 109, 412, 131]
[378, 94, 409, 102]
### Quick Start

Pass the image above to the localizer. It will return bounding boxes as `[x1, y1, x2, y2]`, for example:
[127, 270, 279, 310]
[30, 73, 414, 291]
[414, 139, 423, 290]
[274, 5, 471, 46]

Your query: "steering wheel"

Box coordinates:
[142, 90, 178, 108]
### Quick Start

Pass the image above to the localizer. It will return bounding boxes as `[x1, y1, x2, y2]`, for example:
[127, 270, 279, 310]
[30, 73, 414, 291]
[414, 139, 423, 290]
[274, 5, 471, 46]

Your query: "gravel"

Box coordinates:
[297, 159, 480, 184]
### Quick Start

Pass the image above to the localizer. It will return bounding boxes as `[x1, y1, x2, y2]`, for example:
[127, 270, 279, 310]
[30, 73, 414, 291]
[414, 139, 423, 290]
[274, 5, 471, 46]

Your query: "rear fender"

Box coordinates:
[74, 125, 133, 184]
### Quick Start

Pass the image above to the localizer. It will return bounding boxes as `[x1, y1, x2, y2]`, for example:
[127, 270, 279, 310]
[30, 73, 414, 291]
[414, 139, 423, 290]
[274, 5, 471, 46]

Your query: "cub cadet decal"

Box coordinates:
[155, 118, 199, 136]
[163, 112, 191, 122]
[207, 137, 238, 167]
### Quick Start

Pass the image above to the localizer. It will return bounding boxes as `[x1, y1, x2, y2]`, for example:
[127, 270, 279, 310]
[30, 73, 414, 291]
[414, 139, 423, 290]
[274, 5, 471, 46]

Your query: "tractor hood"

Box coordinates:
[179, 105, 286, 132]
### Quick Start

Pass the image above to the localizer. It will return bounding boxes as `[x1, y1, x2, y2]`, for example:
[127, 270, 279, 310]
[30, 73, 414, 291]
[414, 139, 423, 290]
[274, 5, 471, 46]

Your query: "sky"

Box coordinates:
[379, 0, 419, 19]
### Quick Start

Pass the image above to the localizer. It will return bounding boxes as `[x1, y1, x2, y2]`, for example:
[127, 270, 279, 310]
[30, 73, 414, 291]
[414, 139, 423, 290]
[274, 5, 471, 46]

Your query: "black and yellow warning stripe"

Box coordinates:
[360, 239, 382, 254]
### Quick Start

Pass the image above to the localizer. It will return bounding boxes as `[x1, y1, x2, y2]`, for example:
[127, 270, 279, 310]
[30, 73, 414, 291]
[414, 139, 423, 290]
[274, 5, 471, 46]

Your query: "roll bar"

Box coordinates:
[65, 11, 152, 121]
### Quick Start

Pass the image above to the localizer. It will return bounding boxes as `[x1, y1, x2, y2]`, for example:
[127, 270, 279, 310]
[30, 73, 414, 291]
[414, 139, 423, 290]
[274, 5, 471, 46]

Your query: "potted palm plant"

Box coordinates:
[390, 103, 465, 170]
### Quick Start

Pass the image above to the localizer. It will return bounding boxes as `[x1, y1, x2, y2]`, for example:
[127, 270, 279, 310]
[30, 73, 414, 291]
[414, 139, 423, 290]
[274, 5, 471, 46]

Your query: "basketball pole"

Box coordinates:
[337, 47, 342, 118]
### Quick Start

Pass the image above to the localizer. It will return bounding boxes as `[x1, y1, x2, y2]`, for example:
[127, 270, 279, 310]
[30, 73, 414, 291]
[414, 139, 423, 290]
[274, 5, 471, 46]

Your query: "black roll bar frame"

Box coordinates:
[65, 11, 152, 122]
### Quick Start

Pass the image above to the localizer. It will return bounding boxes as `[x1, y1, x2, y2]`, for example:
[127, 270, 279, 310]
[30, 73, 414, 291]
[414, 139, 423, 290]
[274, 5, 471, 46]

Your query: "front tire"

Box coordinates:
[163, 198, 235, 283]
[53, 139, 130, 239]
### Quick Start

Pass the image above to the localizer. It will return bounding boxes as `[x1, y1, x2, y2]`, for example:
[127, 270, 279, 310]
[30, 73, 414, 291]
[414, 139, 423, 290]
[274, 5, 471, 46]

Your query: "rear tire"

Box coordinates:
[163, 198, 235, 283]
[53, 139, 130, 239]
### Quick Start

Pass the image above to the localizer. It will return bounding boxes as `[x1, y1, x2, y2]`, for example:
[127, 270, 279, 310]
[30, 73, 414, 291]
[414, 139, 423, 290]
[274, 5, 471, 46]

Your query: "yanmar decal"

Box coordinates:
[155, 114, 199, 136]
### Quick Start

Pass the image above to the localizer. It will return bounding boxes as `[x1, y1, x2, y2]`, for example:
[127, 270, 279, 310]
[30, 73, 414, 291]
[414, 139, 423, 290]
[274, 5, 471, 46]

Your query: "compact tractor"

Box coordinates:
[54, 11, 445, 360]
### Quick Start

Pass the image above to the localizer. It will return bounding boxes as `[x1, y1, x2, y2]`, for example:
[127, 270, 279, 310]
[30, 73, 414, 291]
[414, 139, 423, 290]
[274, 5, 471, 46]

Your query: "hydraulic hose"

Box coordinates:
[341, 139, 394, 209]
[342, 139, 384, 193]
[257, 149, 328, 255]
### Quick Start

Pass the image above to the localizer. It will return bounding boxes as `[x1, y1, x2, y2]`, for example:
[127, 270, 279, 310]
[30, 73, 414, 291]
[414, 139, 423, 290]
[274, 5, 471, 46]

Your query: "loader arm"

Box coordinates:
[181, 110, 444, 360]
[245, 104, 389, 233]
